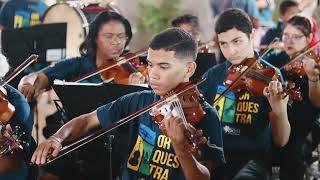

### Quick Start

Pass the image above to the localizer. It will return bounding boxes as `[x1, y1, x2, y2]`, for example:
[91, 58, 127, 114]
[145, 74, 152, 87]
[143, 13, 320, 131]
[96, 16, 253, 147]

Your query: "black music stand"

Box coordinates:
[52, 82, 148, 179]
[1, 23, 66, 88]
[191, 52, 217, 80]
[52, 82, 148, 119]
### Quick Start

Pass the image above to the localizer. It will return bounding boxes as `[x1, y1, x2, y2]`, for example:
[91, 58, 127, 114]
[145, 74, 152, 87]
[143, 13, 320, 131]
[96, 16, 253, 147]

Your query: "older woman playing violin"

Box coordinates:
[31, 28, 225, 180]
[18, 11, 145, 103]
[264, 15, 320, 180]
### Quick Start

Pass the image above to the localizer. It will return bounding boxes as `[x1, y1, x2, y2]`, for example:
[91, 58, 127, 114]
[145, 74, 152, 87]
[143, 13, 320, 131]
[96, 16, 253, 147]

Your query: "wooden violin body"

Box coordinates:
[224, 58, 278, 96]
[0, 87, 23, 173]
[222, 58, 302, 103]
[0, 153, 22, 172]
[76, 52, 148, 84]
[282, 44, 320, 77]
[150, 80, 207, 154]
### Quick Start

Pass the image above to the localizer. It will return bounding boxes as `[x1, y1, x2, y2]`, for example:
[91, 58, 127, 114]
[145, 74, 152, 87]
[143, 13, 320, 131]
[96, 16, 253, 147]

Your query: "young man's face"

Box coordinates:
[147, 49, 195, 96]
[280, 6, 300, 24]
[217, 28, 254, 65]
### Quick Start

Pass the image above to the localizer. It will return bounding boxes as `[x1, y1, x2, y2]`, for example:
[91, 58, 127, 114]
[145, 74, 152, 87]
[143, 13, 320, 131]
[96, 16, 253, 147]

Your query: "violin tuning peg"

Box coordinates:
[194, 129, 203, 137]
[197, 137, 207, 145]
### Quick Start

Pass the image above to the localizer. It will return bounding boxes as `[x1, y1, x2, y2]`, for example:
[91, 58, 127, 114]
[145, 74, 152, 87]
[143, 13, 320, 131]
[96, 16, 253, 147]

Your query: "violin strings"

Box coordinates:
[248, 70, 273, 83]
[171, 99, 188, 129]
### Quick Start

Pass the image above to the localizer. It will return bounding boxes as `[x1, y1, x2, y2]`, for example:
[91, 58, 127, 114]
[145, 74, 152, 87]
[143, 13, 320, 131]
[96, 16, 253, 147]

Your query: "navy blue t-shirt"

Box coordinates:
[97, 90, 225, 179]
[0, 84, 33, 179]
[0, 0, 47, 29]
[264, 51, 320, 137]
[42, 55, 103, 84]
[260, 22, 284, 46]
[198, 61, 272, 156]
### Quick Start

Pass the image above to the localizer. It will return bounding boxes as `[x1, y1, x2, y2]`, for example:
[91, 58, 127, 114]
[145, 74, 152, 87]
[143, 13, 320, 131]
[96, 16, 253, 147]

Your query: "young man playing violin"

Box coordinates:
[264, 15, 320, 180]
[198, 8, 290, 180]
[31, 28, 225, 180]
[0, 53, 35, 179]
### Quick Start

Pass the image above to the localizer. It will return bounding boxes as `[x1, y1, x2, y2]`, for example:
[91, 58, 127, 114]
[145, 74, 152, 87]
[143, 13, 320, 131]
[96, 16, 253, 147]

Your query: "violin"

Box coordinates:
[219, 57, 302, 105]
[0, 87, 15, 125]
[43, 78, 208, 164]
[74, 51, 148, 84]
[149, 80, 208, 154]
[99, 52, 148, 84]
[0, 87, 22, 173]
[282, 40, 320, 77]
[0, 54, 38, 172]
[283, 50, 320, 77]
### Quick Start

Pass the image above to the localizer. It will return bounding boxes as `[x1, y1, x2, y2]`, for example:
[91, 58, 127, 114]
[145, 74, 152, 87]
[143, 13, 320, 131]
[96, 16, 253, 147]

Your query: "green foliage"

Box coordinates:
[138, 0, 181, 35]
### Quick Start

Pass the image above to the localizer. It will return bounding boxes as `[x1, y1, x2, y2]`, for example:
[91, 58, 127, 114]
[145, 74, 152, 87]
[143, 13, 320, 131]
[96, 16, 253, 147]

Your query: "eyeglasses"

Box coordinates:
[99, 33, 128, 43]
[282, 33, 305, 42]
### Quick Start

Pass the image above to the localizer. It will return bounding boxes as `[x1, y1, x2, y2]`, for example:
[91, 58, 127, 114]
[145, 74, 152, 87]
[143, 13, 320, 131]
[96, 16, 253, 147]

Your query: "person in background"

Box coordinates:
[198, 8, 290, 180]
[0, 0, 47, 31]
[260, 0, 300, 48]
[264, 16, 320, 179]
[256, 0, 275, 28]
[18, 11, 144, 103]
[171, 14, 201, 42]
[0, 53, 35, 179]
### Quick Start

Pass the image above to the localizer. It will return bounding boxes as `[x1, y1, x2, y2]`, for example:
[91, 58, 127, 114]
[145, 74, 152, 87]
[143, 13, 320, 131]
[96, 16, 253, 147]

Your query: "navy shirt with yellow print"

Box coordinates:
[0, 0, 47, 29]
[97, 90, 225, 180]
[198, 61, 273, 157]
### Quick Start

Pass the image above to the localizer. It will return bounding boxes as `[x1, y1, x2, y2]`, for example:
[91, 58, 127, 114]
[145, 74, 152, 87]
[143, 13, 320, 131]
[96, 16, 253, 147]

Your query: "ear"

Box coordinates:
[250, 29, 256, 42]
[184, 61, 197, 80]
[307, 33, 313, 44]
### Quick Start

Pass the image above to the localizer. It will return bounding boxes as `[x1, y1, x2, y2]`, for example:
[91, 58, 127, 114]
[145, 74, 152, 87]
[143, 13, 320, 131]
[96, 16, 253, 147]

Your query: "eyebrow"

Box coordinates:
[146, 59, 170, 66]
[219, 37, 242, 43]
[100, 32, 126, 35]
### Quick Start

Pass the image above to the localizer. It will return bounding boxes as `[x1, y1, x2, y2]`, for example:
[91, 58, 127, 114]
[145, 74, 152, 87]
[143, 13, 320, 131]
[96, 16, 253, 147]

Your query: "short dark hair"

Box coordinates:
[171, 14, 200, 33]
[215, 8, 253, 37]
[149, 28, 197, 61]
[287, 16, 312, 37]
[79, 11, 132, 56]
[279, 1, 298, 15]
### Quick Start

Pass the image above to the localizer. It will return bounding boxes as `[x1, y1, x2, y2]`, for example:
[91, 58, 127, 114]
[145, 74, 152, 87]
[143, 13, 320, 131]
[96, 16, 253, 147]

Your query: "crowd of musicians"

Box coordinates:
[0, 0, 320, 180]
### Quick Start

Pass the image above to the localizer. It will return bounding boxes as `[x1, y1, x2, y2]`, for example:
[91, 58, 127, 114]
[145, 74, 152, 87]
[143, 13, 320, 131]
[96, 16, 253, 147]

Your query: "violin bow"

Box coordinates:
[42, 78, 205, 165]
[73, 50, 147, 83]
[1, 54, 38, 87]
[280, 39, 320, 71]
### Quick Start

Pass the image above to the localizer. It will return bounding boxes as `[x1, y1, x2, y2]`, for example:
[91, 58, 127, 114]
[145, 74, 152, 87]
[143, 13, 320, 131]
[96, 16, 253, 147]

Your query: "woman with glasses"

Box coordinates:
[264, 15, 320, 180]
[18, 11, 144, 102]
